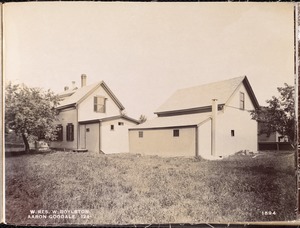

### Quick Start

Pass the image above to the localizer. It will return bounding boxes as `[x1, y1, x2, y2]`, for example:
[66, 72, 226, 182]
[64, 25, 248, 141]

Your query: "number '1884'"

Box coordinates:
[262, 211, 276, 215]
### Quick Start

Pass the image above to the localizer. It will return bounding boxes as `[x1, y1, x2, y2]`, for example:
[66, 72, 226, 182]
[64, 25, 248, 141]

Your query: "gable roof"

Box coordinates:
[57, 89, 76, 99]
[57, 81, 125, 110]
[130, 112, 212, 130]
[155, 76, 259, 115]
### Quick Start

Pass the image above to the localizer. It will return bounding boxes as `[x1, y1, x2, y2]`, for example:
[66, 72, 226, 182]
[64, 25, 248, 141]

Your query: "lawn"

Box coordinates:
[5, 150, 296, 225]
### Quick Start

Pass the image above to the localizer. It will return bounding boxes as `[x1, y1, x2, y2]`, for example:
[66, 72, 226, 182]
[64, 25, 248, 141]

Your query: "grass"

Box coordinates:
[5, 150, 296, 225]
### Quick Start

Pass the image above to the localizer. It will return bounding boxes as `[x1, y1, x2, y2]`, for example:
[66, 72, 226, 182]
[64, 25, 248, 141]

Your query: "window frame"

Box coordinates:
[138, 131, 143, 138]
[231, 130, 235, 137]
[173, 129, 180, 137]
[240, 92, 245, 110]
[94, 96, 106, 113]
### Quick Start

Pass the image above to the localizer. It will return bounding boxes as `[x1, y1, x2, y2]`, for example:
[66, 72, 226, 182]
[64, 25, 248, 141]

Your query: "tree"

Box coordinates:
[5, 82, 60, 152]
[138, 114, 147, 124]
[250, 83, 295, 146]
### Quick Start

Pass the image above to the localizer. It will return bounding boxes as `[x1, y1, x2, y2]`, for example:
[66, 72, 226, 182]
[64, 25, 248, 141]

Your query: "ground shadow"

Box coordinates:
[5, 150, 55, 158]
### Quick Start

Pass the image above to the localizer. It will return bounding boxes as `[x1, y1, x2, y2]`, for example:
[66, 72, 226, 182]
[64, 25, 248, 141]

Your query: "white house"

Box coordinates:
[129, 76, 259, 158]
[50, 74, 139, 153]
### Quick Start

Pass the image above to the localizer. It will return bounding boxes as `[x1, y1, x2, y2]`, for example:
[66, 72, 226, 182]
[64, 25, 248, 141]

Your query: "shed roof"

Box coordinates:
[57, 81, 125, 110]
[155, 76, 259, 114]
[129, 112, 212, 130]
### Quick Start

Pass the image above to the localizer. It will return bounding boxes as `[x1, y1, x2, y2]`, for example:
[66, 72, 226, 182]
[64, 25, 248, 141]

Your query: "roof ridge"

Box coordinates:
[177, 76, 245, 92]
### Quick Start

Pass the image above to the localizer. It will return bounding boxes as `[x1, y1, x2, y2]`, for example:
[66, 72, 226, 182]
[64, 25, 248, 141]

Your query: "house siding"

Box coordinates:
[78, 85, 121, 122]
[197, 120, 212, 158]
[129, 127, 196, 157]
[216, 83, 257, 156]
[101, 119, 137, 154]
[50, 108, 78, 150]
[79, 123, 100, 153]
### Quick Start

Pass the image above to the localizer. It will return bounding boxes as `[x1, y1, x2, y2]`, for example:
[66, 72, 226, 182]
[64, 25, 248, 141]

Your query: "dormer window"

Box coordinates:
[94, 96, 106, 113]
[240, 92, 245, 110]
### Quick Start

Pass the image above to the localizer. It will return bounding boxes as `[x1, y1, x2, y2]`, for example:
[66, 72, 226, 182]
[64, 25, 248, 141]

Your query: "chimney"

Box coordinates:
[211, 99, 218, 156]
[71, 81, 76, 90]
[81, 74, 87, 87]
[64, 86, 69, 91]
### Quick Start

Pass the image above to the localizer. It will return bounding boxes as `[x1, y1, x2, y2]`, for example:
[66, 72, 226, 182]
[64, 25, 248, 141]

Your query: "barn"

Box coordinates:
[129, 76, 259, 158]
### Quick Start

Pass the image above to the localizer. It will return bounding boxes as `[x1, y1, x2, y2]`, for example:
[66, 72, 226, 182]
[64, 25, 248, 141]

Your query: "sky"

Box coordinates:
[3, 2, 295, 119]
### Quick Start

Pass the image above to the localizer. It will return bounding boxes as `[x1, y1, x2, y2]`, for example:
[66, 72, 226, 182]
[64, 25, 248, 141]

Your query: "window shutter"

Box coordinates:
[70, 124, 74, 141]
[66, 125, 69, 141]
[59, 125, 63, 141]
[55, 125, 63, 141]
[102, 98, 106, 113]
[94, 97, 97, 112]
[66, 123, 74, 141]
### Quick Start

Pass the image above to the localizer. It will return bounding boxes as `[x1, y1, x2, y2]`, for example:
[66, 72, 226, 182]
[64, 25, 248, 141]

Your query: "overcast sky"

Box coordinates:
[4, 2, 295, 119]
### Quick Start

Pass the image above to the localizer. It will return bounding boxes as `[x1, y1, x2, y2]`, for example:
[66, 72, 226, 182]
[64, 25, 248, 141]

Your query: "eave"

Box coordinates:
[78, 115, 139, 125]
[242, 76, 260, 109]
[155, 104, 225, 117]
[56, 103, 76, 110]
[129, 124, 197, 131]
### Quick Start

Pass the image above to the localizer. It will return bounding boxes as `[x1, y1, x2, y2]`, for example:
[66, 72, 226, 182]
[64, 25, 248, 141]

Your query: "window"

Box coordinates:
[173, 129, 180, 137]
[240, 92, 245, 110]
[66, 123, 74, 141]
[110, 125, 114, 131]
[55, 124, 63, 141]
[94, 96, 106, 113]
[86, 128, 90, 132]
[231, 130, 235, 137]
[139, 131, 143, 138]
[118, 122, 124, 126]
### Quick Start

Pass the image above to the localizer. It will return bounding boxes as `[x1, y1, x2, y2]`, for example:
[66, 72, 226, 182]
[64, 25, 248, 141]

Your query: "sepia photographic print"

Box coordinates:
[3, 2, 298, 226]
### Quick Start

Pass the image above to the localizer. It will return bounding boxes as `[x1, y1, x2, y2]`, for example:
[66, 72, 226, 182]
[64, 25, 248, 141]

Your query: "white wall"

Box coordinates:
[101, 119, 137, 154]
[50, 108, 78, 150]
[79, 125, 86, 149]
[84, 123, 100, 153]
[216, 83, 258, 156]
[197, 119, 212, 158]
[78, 85, 121, 122]
[129, 127, 196, 157]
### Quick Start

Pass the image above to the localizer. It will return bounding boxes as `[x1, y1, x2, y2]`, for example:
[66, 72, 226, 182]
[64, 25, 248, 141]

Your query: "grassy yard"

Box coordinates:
[5, 150, 296, 225]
